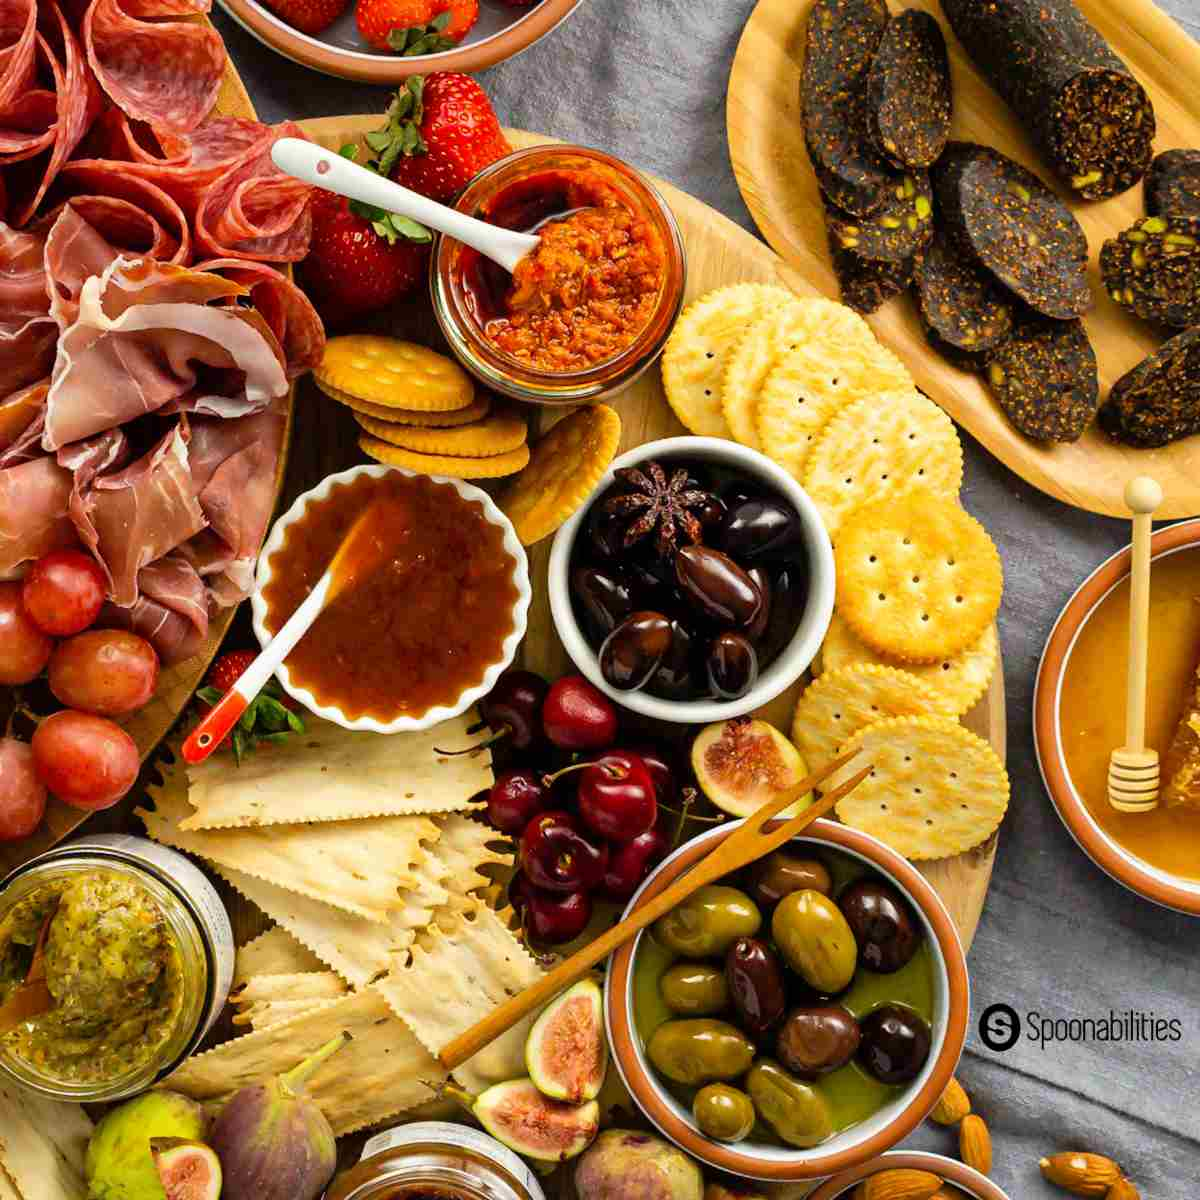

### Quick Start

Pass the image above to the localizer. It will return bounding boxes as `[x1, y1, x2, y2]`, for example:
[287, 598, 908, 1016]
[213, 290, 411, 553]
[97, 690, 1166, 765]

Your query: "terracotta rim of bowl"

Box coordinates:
[216, 0, 581, 82]
[607, 819, 970, 1181]
[807, 1150, 1011, 1199]
[1034, 517, 1200, 916]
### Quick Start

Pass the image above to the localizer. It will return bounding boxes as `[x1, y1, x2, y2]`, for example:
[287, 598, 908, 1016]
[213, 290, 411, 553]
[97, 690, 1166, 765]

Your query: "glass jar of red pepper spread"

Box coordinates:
[433, 145, 686, 405]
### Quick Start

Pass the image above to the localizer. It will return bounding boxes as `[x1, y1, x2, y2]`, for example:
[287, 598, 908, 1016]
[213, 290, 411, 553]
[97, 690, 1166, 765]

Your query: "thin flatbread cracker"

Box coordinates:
[139, 777, 440, 923]
[433, 814, 513, 899]
[235, 927, 325, 985]
[791, 663, 941, 768]
[379, 900, 544, 1095]
[233, 996, 341, 1032]
[182, 713, 491, 830]
[830, 715, 1009, 860]
[167, 987, 447, 1136]
[801, 390, 963, 538]
[235, 972, 349, 1005]
[0, 1081, 91, 1200]
[818, 612, 997, 717]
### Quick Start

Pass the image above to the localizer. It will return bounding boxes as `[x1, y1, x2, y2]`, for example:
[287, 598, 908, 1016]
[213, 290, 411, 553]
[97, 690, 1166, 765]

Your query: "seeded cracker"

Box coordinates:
[235, 927, 325, 984]
[836, 491, 1002, 664]
[1146, 150, 1200, 218]
[933, 142, 1091, 320]
[662, 284, 791, 437]
[360, 437, 530, 479]
[755, 301, 913, 482]
[867, 10, 951, 171]
[1098, 327, 1200, 448]
[801, 389, 963, 539]
[830, 715, 1009, 860]
[791, 663, 940, 770]
[354, 411, 527, 458]
[986, 316, 1099, 443]
[315, 336, 474, 411]
[801, 0, 891, 217]
[1100, 214, 1200, 329]
[818, 611, 998, 719]
[316, 380, 492, 427]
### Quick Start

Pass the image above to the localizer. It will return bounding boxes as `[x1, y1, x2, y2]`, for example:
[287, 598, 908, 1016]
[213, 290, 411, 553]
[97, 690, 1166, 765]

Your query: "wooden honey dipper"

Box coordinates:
[1108, 475, 1164, 813]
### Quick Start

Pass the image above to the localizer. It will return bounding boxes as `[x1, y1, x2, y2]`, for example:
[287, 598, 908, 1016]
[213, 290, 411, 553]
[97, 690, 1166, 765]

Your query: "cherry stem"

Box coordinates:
[434, 723, 511, 757]
[541, 760, 623, 789]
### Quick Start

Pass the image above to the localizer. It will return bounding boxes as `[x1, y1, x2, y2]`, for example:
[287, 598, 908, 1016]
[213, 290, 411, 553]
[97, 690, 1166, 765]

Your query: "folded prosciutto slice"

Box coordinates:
[44, 255, 288, 449]
[0, 222, 56, 392]
[0, 378, 46, 452]
[0, 453, 75, 578]
[99, 552, 209, 664]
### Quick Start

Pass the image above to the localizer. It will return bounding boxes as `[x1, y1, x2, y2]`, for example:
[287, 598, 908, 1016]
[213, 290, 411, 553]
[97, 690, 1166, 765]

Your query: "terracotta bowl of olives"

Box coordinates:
[605, 819, 969, 1182]
[548, 437, 835, 723]
[807, 1150, 1012, 1199]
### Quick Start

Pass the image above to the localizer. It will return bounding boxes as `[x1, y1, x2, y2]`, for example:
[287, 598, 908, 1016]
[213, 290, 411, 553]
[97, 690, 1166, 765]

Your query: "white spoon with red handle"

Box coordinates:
[182, 498, 400, 765]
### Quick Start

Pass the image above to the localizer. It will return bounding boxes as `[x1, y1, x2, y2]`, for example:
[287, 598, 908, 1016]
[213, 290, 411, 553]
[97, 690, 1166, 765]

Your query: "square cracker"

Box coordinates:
[181, 713, 491, 830]
[166, 987, 446, 1136]
[378, 900, 544, 1095]
[233, 996, 342, 1032]
[235, 972, 349, 1005]
[235, 927, 325, 985]
[0, 1081, 91, 1200]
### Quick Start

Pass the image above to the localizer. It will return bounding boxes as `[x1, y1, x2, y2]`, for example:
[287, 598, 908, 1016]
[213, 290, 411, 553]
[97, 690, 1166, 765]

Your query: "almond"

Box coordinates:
[861, 1169, 944, 1200]
[959, 1114, 993, 1174]
[1039, 1153, 1123, 1195]
[1106, 1179, 1140, 1200]
[931, 1077, 971, 1126]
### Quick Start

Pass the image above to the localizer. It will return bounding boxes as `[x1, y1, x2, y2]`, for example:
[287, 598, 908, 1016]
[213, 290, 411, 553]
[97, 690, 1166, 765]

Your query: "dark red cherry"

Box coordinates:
[511, 874, 593, 945]
[625, 743, 677, 805]
[519, 810, 609, 893]
[479, 669, 549, 752]
[602, 826, 671, 902]
[486, 769, 548, 834]
[552, 750, 657, 843]
[542, 675, 618, 750]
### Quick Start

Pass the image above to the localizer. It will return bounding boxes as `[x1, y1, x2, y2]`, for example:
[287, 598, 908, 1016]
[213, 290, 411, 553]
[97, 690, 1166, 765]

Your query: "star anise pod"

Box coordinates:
[603, 461, 715, 558]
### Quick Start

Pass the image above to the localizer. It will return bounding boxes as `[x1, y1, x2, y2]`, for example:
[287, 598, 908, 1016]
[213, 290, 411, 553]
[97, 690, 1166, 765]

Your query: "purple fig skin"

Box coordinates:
[208, 1033, 347, 1200]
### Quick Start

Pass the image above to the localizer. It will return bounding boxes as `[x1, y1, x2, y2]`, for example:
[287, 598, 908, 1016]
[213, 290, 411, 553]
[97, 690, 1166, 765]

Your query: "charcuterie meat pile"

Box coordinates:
[0, 0, 325, 666]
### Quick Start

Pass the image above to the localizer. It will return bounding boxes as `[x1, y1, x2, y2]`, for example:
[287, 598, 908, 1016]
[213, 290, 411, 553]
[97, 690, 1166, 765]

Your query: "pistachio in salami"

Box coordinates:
[986, 316, 1099, 443]
[1098, 327, 1200, 448]
[823, 172, 935, 264]
[867, 10, 952, 170]
[1146, 150, 1200, 217]
[933, 142, 1091, 320]
[802, 0, 892, 216]
[1100, 215, 1200, 329]
[939, 0, 1155, 200]
[913, 233, 1013, 370]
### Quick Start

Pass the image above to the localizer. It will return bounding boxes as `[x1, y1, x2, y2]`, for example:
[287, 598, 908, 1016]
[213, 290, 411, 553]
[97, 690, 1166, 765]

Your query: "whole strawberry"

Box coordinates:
[298, 187, 431, 325]
[263, 0, 347, 35]
[196, 650, 304, 763]
[356, 0, 477, 52]
[373, 73, 511, 204]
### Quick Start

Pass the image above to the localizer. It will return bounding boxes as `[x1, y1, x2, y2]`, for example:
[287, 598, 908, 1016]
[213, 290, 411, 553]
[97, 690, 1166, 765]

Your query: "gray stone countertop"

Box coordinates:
[215, 2, 1200, 1194]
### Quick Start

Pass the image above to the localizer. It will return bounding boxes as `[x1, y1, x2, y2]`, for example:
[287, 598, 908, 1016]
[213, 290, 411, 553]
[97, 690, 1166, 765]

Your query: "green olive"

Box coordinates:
[654, 885, 762, 958]
[692, 1083, 756, 1142]
[745, 1059, 835, 1148]
[771, 888, 857, 994]
[660, 963, 730, 1016]
[646, 1019, 756, 1087]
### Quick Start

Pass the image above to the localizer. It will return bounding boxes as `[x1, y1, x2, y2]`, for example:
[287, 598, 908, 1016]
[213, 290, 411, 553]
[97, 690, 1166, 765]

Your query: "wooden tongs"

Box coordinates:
[439, 749, 873, 1071]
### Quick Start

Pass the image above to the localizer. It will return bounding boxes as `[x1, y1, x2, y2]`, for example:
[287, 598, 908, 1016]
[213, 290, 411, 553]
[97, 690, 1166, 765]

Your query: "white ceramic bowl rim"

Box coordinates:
[250, 463, 531, 734]
[548, 436, 836, 723]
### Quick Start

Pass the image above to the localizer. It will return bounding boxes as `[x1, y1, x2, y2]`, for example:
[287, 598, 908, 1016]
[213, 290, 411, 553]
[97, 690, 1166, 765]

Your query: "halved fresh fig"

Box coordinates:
[526, 978, 608, 1103]
[151, 1139, 222, 1200]
[473, 1078, 599, 1162]
[691, 718, 810, 818]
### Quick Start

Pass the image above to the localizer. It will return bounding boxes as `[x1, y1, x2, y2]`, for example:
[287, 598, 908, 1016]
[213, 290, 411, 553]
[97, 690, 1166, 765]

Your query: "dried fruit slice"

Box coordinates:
[691, 718, 810, 818]
[472, 1079, 599, 1162]
[151, 1140, 223, 1200]
[526, 978, 607, 1103]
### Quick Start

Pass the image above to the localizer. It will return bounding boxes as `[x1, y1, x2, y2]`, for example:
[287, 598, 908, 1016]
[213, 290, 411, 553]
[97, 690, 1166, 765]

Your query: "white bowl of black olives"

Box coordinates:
[548, 437, 836, 723]
[605, 820, 970, 1183]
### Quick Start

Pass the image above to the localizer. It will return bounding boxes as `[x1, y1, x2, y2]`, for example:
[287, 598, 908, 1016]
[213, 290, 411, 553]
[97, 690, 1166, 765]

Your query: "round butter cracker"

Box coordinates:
[318, 380, 491, 427]
[317, 336, 473, 412]
[359, 436, 529, 479]
[721, 299, 807, 448]
[355, 412, 526, 458]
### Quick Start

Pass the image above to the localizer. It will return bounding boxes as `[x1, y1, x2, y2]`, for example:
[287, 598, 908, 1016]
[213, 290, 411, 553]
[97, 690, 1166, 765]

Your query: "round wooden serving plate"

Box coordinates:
[279, 118, 1006, 949]
[0, 42, 295, 874]
[727, 0, 1200, 520]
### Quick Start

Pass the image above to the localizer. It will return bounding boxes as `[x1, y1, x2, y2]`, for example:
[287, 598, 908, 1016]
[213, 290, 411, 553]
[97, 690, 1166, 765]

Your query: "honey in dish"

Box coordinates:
[1060, 545, 1200, 879]
[262, 472, 519, 722]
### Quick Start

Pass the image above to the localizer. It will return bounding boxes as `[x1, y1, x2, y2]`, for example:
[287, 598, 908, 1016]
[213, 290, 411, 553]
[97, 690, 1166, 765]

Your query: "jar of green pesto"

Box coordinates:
[0, 834, 234, 1102]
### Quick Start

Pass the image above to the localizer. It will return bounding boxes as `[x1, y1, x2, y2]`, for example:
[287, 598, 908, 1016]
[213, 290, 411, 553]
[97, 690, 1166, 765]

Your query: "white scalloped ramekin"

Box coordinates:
[251, 463, 531, 734]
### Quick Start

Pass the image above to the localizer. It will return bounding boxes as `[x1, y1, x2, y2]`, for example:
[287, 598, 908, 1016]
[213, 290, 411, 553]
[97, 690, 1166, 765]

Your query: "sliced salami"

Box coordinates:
[0, 0, 37, 111]
[61, 158, 191, 260]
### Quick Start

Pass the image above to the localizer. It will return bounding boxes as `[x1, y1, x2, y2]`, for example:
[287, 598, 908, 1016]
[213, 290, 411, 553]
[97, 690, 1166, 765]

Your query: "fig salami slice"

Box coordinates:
[1098, 327, 1200, 448]
[829, 245, 914, 315]
[913, 233, 1013, 370]
[867, 10, 952, 170]
[933, 142, 1091, 320]
[1101, 214, 1200, 329]
[823, 172, 934, 264]
[985, 315, 1099, 443]
[940, 0, 1155, 200]
[1146, 150, 1200, 218]
[801, 0, 891, 217]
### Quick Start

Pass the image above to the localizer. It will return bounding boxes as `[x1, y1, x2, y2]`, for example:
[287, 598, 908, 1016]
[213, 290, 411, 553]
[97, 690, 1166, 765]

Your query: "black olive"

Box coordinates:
[718, 497, 804, 562]
[857, 1004, 932, 1085]
[599, 611, 672, 691]
[838, 879, 922, 973]
[676, 546, 763, 628]
[572, 565, 635, 641]
[706, 632, 759, 700]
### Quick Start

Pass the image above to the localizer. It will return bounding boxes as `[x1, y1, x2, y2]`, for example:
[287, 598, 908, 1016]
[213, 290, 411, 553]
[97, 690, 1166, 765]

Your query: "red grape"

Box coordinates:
[0, 739, 47, 841]
[21, 550, 106, 637]
[48, 630, 159, 716]
[31, 711, 139, 811]
[0, 582, 53, 685]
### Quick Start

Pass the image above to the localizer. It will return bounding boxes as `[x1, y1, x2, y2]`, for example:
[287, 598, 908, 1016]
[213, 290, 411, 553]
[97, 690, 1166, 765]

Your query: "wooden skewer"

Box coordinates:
[1108, 475, 1164, 814]
[439, 749, 873, 1071]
